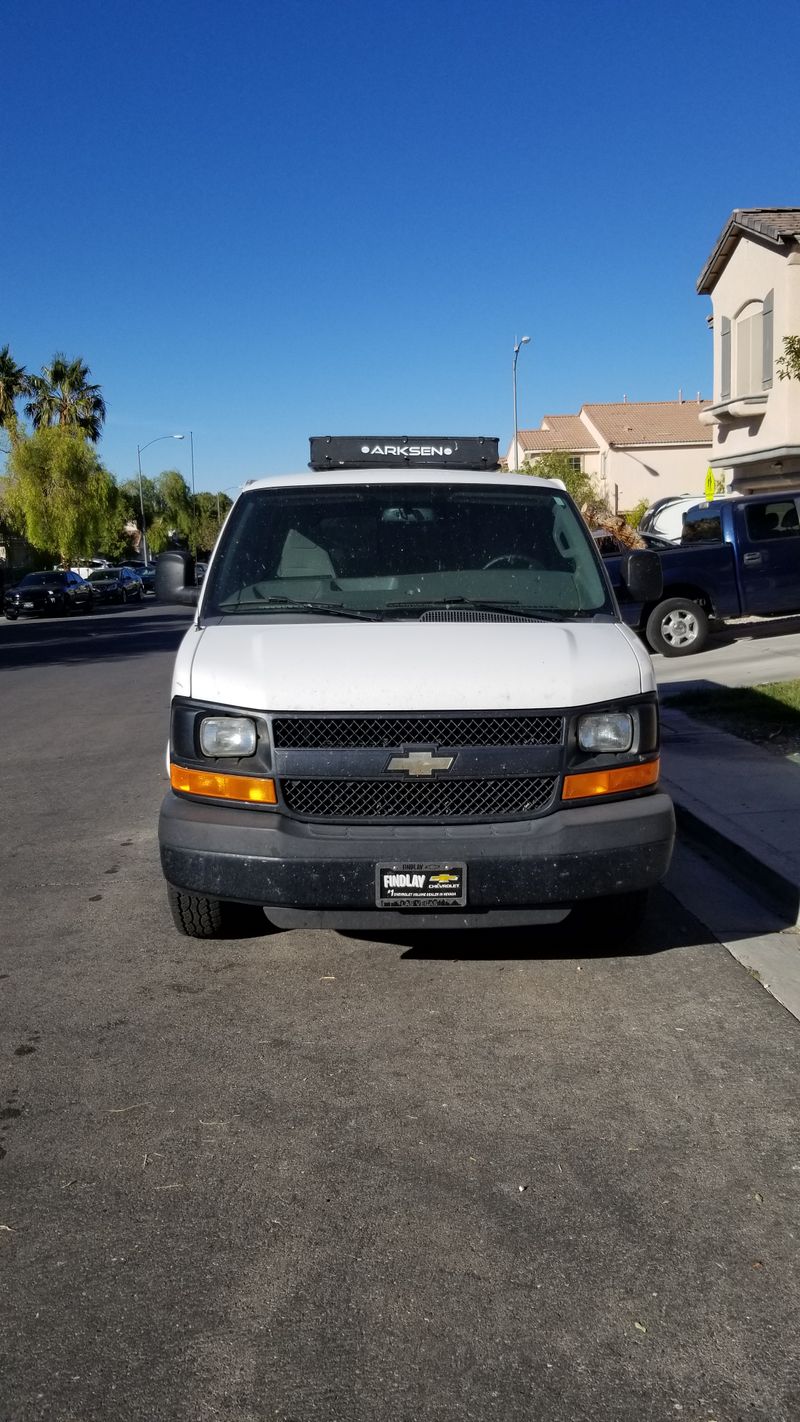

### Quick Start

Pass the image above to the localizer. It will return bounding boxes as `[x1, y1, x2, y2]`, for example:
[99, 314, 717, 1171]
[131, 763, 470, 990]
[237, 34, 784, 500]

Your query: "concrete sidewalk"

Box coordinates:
[660, 706, 800, 925]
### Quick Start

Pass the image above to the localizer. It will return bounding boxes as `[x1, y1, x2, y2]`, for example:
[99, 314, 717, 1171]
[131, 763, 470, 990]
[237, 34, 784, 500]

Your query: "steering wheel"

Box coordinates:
[482, 554, 542, 570]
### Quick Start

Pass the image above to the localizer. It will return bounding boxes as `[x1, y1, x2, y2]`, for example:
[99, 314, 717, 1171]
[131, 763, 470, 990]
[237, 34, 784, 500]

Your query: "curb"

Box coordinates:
[667, 792, 800, 926]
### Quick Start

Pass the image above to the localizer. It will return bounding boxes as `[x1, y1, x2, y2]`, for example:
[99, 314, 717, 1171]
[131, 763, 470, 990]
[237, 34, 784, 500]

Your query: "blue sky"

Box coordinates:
[4, 0, 798, 492]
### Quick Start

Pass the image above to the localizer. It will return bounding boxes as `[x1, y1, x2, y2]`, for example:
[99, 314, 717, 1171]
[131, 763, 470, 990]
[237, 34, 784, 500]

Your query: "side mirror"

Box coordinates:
[155, 550, 199, 607]
[620, 549, 663, 603]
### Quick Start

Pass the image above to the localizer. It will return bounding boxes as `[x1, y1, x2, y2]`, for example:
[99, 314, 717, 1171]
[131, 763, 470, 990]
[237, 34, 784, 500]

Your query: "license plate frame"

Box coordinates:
[376, 862, 467, 909]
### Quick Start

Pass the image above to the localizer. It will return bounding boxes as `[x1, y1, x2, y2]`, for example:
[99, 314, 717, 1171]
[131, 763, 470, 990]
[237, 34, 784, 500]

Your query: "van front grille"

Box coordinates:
[272, 713, 563, 750]
[281, 776, 557, 821]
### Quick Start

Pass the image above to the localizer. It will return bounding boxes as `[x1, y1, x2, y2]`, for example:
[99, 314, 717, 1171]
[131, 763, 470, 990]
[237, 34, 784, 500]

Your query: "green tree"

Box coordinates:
[144, 469, 193, 554]
[625, 497, 649, 528]
[25, 353, 106, 442]
[4, 426, 117, 564]
[0, 345, 30, 449]
[193, 491, 233, 556]
[777, 335, 800, 382]
[521, 450, 609, 510]
[97, 482, 132, 561]
[117, 474, 158, 553]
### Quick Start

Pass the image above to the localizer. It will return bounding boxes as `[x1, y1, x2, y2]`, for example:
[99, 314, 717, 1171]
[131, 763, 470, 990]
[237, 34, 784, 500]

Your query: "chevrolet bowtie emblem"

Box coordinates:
[386, 751, 455, 776]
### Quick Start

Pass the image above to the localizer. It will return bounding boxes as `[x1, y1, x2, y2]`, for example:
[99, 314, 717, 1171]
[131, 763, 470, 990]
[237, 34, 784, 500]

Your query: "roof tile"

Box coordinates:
[581, 400, 712, 446]
[517, 401, 711, 452]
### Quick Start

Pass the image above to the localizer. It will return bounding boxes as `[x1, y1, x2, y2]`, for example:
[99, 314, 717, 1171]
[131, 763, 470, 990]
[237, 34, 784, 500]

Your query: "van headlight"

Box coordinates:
[199, 716, 257, 757]
[577, 711, 634, 753]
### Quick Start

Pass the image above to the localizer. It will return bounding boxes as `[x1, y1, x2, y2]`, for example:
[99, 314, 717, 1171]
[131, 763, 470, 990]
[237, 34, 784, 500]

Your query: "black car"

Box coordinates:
[133, 563, 156, 594]
[4, 570, 94, 620]
[86, 565, 144, 604]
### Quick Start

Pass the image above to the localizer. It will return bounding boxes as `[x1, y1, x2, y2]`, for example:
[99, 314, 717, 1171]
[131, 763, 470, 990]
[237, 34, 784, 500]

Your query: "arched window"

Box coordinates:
[732, 293, 774, 397]
[735, 301, 762, 395]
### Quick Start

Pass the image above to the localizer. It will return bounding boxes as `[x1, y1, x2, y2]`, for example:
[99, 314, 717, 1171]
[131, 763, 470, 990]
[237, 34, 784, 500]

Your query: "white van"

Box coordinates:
[156, 437, 674, 937]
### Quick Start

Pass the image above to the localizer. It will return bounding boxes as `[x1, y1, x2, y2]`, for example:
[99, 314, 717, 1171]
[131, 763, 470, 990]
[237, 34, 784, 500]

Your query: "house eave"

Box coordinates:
[521, 446, 597, 455]
[608, 440, 712, 450]
[697, 210, 800, 294]
[709, 444, 800, 469]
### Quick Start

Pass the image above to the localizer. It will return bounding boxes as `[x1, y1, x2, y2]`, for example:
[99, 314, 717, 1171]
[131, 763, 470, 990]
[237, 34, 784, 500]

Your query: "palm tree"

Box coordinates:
[0, 344, 30, 447]
[25, 352, 106, 442]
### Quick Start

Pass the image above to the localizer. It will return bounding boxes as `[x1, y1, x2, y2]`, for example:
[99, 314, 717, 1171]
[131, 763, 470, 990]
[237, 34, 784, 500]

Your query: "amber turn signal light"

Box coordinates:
[562, 758, 659, 800]
[170, 764, 277, 804]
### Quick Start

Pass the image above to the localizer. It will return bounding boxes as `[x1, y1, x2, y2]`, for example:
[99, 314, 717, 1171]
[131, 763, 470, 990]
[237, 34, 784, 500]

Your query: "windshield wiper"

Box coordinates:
[383, 597, 579, 620]
[217, 596, 383, 621]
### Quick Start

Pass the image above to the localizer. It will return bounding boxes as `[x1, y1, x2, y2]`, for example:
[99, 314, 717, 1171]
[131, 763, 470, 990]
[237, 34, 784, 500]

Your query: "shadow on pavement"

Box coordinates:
[338, 884, 706, 962]
[0, 604, 192, 671]
[708, 611, 800, 648]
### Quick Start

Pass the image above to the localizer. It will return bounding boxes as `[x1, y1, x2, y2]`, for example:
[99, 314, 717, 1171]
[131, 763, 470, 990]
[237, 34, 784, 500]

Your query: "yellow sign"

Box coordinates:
[704, 469, 716, 500]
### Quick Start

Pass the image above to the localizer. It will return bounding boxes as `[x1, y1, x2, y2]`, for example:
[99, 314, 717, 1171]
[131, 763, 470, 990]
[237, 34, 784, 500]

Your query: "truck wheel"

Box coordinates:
[646, 597, 709, 657]
[567, 888, 650, 944]
[167, 885, 266, 939]
[5, 609, 19, 620]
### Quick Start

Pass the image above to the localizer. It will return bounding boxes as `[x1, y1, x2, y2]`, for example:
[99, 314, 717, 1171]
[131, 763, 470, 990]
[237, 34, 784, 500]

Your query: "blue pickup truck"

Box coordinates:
[601, 489, 800, 656]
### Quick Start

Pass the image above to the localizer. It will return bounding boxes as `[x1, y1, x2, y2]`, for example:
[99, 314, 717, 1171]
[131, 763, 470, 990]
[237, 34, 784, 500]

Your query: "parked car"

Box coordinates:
[73, 557, 113, 579]
[603, 490, 800, 655]
[132, 563, 156, 594]
[4, 570, 94, 620]
[86, 565, 144, 604]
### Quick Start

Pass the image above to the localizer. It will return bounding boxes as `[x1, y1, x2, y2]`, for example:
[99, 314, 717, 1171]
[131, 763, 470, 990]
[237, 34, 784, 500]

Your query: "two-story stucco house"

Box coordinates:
[507, 400, 712, 510]
[698, 208, 800, 491]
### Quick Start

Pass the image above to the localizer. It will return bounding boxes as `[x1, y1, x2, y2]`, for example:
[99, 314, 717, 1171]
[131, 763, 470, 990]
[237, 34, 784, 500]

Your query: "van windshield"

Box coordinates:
[202, 483, 613, 620]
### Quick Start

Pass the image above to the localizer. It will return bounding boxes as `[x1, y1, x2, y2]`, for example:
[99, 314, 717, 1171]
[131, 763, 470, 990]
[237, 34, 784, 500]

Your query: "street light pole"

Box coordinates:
[136, 433, 185, 563]
[512, 335, 531, 472]
[189, 430, 196, 555]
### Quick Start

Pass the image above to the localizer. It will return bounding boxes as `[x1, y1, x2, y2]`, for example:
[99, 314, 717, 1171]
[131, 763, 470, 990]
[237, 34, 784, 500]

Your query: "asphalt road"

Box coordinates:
[1, 604, 799, 1422]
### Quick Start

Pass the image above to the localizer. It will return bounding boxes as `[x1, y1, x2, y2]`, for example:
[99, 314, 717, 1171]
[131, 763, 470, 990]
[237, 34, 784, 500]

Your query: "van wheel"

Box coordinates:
[167, 885, 265, 939]
[646, 597, 709, 657]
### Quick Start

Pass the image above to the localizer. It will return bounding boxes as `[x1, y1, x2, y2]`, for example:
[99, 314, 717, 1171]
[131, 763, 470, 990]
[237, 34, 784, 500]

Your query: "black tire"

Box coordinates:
[136, 587, 143, 601]
[566, 888, 650, 945]
[645, 596, 709, 657]
[121, 588, 128, 605]
[167, 885, 266, 939]
[5, 609, 19, 621]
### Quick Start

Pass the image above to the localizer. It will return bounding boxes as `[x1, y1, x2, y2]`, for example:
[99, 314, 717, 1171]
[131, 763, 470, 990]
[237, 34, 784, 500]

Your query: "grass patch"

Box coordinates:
[669, 680, 800, 756]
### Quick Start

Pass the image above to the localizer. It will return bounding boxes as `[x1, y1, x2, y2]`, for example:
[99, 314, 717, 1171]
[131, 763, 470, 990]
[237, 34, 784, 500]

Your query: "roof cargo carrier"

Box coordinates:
[309, 436, 500, 471]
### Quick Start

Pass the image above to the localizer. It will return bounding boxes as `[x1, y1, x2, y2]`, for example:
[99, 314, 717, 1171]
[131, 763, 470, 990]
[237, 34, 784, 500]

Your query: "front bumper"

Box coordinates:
[159, 790, 675, 928]
[5, 599, 61, 615]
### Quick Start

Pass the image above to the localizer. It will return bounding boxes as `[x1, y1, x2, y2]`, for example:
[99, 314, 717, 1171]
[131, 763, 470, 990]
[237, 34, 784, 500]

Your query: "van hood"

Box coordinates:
[177, 619, 654, 711]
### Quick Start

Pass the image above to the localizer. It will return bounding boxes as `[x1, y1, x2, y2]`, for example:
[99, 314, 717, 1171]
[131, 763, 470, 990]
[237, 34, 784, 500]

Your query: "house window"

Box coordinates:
[566, 455, 582, 472]
[721, 291, 775, 400]
[735, 301, 764, 396]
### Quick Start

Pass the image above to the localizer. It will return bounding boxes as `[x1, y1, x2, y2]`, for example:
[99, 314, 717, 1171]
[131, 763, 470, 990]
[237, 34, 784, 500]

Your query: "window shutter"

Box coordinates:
[762, 290, 774, 389]
[720, 317, 731, 401]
